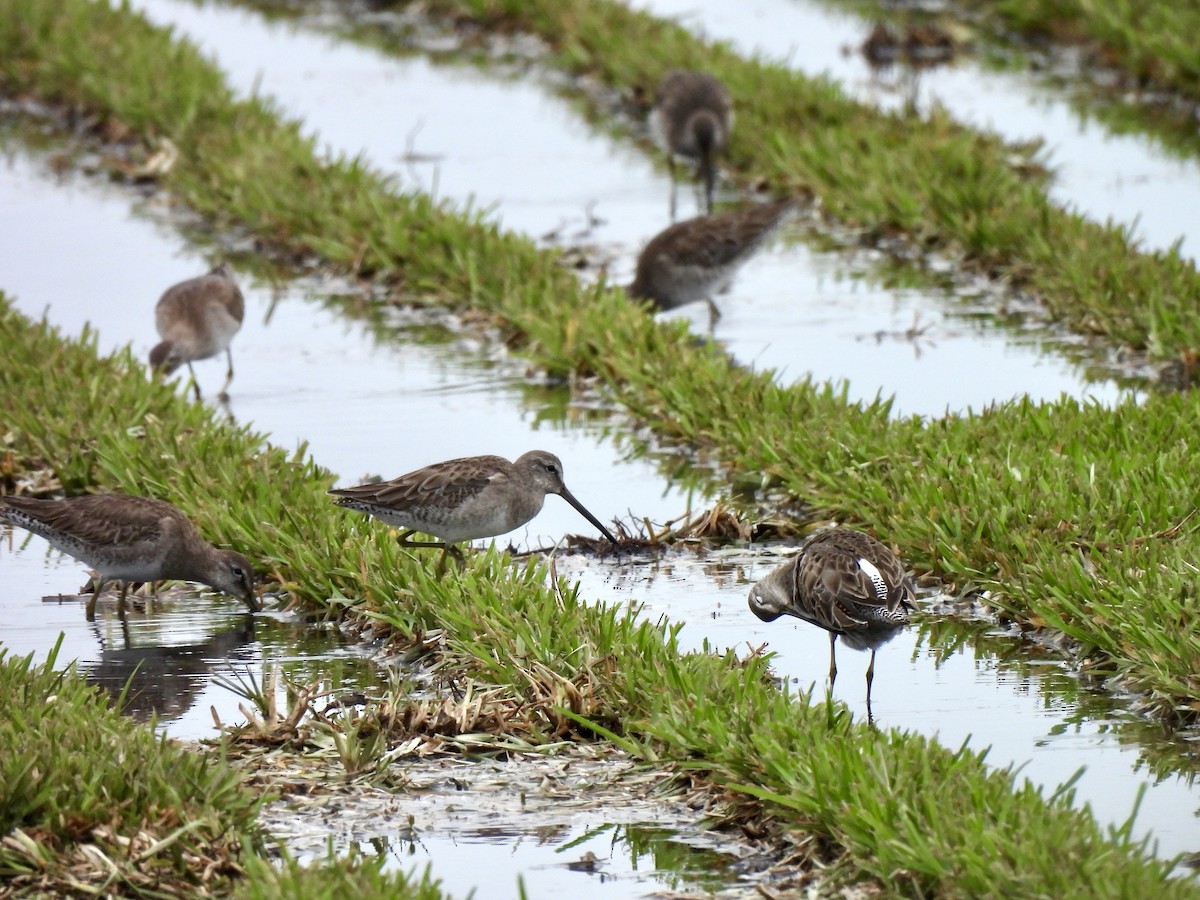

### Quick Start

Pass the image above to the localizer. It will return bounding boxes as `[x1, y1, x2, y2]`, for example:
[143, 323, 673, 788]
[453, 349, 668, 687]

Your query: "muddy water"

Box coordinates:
[127, 0, 1132, 418]
[1, 2, 1197, 891]
[631, 0, 1200, 263]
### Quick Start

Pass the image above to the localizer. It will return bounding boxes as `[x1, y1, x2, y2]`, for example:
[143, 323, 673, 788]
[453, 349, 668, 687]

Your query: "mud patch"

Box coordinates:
[237, 745, 856, 897]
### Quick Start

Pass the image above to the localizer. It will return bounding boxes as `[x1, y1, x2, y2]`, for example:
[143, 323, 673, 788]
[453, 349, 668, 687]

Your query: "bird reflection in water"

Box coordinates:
[81, 611, 257, 724]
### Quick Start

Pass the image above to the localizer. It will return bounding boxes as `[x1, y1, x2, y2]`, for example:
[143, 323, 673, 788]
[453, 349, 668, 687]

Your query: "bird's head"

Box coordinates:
[149, 340, 185, 375]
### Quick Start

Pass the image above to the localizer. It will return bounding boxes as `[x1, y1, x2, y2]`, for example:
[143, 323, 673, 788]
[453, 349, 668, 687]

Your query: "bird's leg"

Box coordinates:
[396, 530, 450, 550]
[668, 157, 679, 222]
[85, 576, 105, 621]
[828, 632, 838, 687]
[218, 347, 235, 402]
[705, 297, 722, 332]
[864, 648, 880, 726]
[396, 531, 466, 576]
[117, 582, 130, 619]
[701, 155, 715, 215]
[865, 648, 879, 725]
[434, 544, 466, 578]
[186, 361, 202, 402]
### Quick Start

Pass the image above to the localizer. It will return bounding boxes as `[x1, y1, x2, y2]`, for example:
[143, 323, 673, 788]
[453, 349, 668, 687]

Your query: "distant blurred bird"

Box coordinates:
[329, 451, 619, 566]
[0, 493, 257, 620]
[649, 70, 733, 216]
[149, 262, 245, 402]
[748, 528, 916, 720]
[627, 198, 795, 324]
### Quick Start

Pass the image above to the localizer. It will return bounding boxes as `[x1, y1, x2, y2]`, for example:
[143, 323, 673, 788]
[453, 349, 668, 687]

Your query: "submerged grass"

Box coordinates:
[2, 295, 1195, 896]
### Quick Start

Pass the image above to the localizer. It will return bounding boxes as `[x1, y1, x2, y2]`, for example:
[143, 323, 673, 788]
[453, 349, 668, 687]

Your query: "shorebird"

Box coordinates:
[748, 528, 916, 720]
[0, 493, 257, 620]
[649, 70, 733, 216]
[149, 262, 245, 402]
[627, 199, 795, 324]
[329, 451, 619, 563]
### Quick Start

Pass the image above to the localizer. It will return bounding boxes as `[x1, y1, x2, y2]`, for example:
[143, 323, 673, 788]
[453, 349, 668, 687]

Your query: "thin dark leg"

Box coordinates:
[828, 632, 838, 686]
[186, 361, 202, 401]
[434, 545, 466, 578]
[865, 648, 877, 725]
[705, 298, 721, 332]
[218, 347, 235, 401]
[396, 531, 464, 575]
[397, 529, 449, 550]
[117, 582, 129, 619]
[668, 157, 679, 221]
[86, 576, 105, 621]
[701, 157, 715, 215]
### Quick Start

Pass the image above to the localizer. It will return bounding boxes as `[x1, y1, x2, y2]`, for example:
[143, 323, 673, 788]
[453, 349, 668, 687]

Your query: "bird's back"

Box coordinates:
[329, 455, 541, 542]
[0, 493, 194, 578]
[628, 200, 795, 308]
[797, 529, 915, 636]
[155, 267, 245, 348]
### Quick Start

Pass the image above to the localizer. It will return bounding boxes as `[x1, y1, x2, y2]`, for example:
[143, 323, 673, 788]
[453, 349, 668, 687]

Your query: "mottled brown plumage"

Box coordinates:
[0, 493, 257, 620]
[149, 262, 245, 401]
[330, 451, 618, 558]
[628, 199, 795, 321]
[749, 528, 916, 718]
[649, 70, 733, 215]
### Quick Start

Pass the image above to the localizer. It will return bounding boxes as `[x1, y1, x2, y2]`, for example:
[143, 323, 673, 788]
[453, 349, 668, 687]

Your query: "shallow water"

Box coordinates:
[127, 0, 1132, 418]
[563, 548, 1200, 862]
[0, 144, 690, 545]
[1, 0, 1197, 889]
[6, 142, 1185, 866]
[260, 755, 745, 897]
[0, 139, 694, 735]
[0, 537, 378, 736]
[630, 0, 1200, 263]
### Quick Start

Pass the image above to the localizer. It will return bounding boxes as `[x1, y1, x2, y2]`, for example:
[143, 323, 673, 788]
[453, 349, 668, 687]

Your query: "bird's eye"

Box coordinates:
[545, 464, 558, 474]
[232, 566, 245, 578]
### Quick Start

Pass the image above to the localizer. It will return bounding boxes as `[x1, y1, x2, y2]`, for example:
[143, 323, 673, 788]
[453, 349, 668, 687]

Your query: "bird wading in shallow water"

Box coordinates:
[649, 70, 733, 217]
[628, 199, 796, 326]
[329, 451, 619, 567]
[748, 528, 916, 721]
[149, 261, 245, 402]
[0, 493, 257, 621]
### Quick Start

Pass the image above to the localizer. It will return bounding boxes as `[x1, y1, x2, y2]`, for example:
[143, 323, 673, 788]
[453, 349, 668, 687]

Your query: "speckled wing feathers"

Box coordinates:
[156, 268, 245, 334]
[0, 494, 183, 552]
[788, 529, 915, 634]
[654, 200, 794, 269]
[330, 456, 509, 511]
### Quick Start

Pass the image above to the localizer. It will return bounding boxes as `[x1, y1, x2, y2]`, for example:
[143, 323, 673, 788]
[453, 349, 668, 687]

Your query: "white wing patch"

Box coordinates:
[857, 557, 887, 600]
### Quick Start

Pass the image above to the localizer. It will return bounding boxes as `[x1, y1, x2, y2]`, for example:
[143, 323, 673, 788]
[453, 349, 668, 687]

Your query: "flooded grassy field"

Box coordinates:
[3, 0, 1200, 895]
